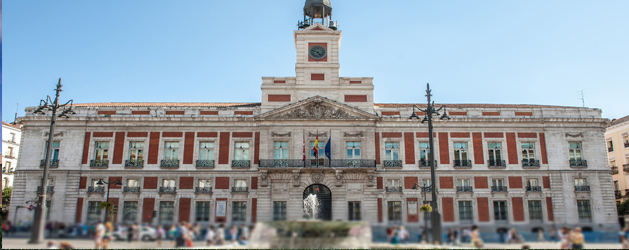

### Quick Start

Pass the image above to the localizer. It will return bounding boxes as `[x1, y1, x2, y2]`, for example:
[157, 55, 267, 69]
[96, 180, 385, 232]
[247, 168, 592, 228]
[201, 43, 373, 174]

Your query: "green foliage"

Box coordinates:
[99, 202, 115, 223]
[618, 200, 629, 215]
[2, 187, 12, 207]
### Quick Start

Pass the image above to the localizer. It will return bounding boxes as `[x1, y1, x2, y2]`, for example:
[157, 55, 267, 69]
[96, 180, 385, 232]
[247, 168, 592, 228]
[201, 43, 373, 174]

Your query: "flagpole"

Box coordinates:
[316, 129, 319, 167]
[303, 130, 306, 168]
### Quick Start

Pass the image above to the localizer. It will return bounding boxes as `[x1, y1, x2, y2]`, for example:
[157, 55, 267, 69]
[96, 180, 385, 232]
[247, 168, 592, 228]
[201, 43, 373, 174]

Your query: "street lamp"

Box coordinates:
[409, 83, 450, 245]
[29, 78, 74, 244]
[96, 178, 123, 223]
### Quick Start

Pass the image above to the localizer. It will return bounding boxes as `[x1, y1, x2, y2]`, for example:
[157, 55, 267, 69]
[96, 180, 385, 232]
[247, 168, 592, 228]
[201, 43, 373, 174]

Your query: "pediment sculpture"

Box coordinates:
[273, 99, 360, 119]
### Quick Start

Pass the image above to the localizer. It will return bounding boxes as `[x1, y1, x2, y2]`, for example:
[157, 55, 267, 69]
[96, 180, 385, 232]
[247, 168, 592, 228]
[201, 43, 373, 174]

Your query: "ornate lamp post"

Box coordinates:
[96, 178, 122, 222]
[409, 83, 450, 245]
[29, 78, 74, 244]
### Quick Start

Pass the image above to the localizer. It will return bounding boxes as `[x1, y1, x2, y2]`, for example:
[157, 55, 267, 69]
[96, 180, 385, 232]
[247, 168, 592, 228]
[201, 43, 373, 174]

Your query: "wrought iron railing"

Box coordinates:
[123, 186, 140, 193]
[491, 186, 508, 192]
[624, 164, 629, 173]
[616, 190, 622, 199]
[608, 147, 614, 152]
[232, 187, 248, 193]
[331, 159, 376, 168]
[259, 159, 302, 168]
[526, 186, 542, 192]
[612, 166, 619, 175]
[90, 159, 109, 168]
[196, 160, 215, 168]
[87, 186, 105, 193]
[625, 142, 629, 148]
[196, 187, 213, 193]
[125, 159, 144, 168]
[161, 159, 179, 169]
[384, 160, 403, 168]
[159, 187, 176, 193]
[522, 159, 540, 168]
[625, 189, 629, 197]
[4, 154, 16, 159]
[386, 186, 403, 193]
[40, 159, 59, 168]
[569, 159, 587, 167]
[574, 186, 590, 192]
[232, 160, 250, 168]
[418, 160, 437, 168]
[488, 160, 506, 168]
[454, 160, 472, 167]
[37, 186, 54, 193]
[457, 186, 473, 192]
[258, 159, 377, 168]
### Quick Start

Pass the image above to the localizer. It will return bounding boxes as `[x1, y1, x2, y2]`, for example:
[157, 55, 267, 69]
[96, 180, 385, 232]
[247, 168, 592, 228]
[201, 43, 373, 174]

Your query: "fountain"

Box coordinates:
[303, 194, 320, 220]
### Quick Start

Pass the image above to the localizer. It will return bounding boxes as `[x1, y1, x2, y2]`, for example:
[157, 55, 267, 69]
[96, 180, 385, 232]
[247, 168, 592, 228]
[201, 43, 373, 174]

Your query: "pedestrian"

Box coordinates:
[230, 225, 239, 244]
[622, 227, 629, 249]
[398, 226, 408, 244]
[390, 226, 400, 244]
[537, 228, 545, 242]
[127, 223, 134, 243]
[169, 224, 177, 247]
[174, 222, 187, 248]
[446, 228, 453, 245]
[239, 224, 250, 245]
[47, 240, 58, 249]
[156, 225, 165, 247]
[186, 222, 195, 248]
[560, 227, 571, 249]
[453, 227, 460, 246]
[206, 225, 216, 246]
[470, 225, 483, 248]
[94, 221, 105, 250]
[463, 227, 472, 243]
[549, 228, 558, 242]
[102, 222, 113, 249]
[133, 222, 141, 242]
[417, 226, 424, 243]
[570, 227, 584, 249]
[216, 224, 226, 245]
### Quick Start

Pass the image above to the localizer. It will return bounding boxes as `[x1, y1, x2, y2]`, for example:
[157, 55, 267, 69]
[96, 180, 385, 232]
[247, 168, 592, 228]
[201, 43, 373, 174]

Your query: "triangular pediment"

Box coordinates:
[304, 23, 334, 32]
[257, 96, 379, 120]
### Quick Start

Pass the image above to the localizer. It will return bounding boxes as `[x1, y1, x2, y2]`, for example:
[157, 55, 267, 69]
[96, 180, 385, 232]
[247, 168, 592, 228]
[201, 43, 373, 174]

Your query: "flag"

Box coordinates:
[324, 135, 331, 160]
[303, 133, 306, 160]
[313, 135, 319, 158]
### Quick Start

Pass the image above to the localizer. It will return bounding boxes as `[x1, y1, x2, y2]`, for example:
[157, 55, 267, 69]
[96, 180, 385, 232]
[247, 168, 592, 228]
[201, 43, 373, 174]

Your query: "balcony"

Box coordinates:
[418, 160, 437, 168]
[90, 159, 109, 168]
[453, 160, 472, 168]
[625, 142, 629, 148]
[37, 186, 54, 193]
[231, 187, 248, 193]
[526, 186, 542, 192]
[569, 159, 588, 168]
[488, 160, 506, 168]
[87, 186, 105, 193]
[159, 187, 176, 194]
[625, 164, 629, 173]
[383, 160, 402, 168]
[608, 147, 614, 152]
[125, 159, 144, 169]
[259, 159, 303, 168]
[331, 159, 376, 168]
[625, 189, 629, 197]
[196, 160, 215, 169]
[457, 186, 473, 193]
[195, 187, 213, 194]
[123, 187, 140, 193]
[616, 190, 622, 199]
[161, 159, 179, 169]
[491, 186, 508, 192]
[574, 185, 590, 192]
[40, 159, 59, 168]
[386, 186, 403, 193]
[4, 154, 16, 159]
[522, 159, 540, 168]
[612, 166, 619, 175]
[232, 160, 250, 168]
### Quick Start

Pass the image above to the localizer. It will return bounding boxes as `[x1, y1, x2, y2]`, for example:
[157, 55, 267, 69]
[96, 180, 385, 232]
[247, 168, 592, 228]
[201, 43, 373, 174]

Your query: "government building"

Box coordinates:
[11, 0, 617, 237]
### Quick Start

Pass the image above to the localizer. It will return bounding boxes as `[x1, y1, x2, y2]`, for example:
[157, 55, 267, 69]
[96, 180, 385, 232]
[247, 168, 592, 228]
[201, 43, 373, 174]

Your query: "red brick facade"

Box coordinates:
[484, 132, 504, 138]
[506, 133, 518, 164]
[442, 197, 454, 222]
[127, 132, 148, 137]
[509, 176, 523, 189]
[415, 132, 436, 138]
[477, 197, 490, 222]
[235, 111, 254, 115]
[404, 132, 415, 164]
[472, 132, 484, 164]
[381, 111, 400, 116]
[440, 176, 453, 189]
[404, 177, 418, 189]
[184, 132, 195, 164]
[474, 176, 488, 189]
[144, 177, 158, 189]
[251, 198, 258, 223]
[82, 132, 91, 164]
[449, 111, 467, 116]
[79, 177, 87, 189]
[197, 132, 218, 137]
[232, 132, 253, 138]
[98, 111, 117, 115]
[179, 198, 191, 222]
[165, 111, 185, 115]
[254, 132, 260, 164]
[308, 43, 327, 62]
[251, 177, 258, 189]
[375, 132, 380, 164]
[215, 177, 230, 189]
[142, 198, 155, 224]
[148, 132, 160, 164]
[512, 197, 525, 222]
[377, 177, 383, 189]
[219, 132, 230, 164]
[311, 74, 325, 80]
[93, 132, 114, 137]
[539, 133, 548, 164]
[377, 198, 383, 223]
[163, 132, 183, 137]
[76, 198, 84, 222]
[515, 112, 533, 116]
[180, 177, 194, 189]
[381, 132, 402, 138]
[131, 111, 151, 115]
[109, 177, 122, 189]
[450, 132, 470, 138]
[517, 133, 537, 138]
[344, 95, 368, 102]
[543, 176, 550, 189]
[546, 197, 554, 221]
[439, 132, 450, 164]
[200, 111, 219, 115]
[482, 112, 500, 116]
[112, 132, 125, 164]
[268, 95, 291, 102]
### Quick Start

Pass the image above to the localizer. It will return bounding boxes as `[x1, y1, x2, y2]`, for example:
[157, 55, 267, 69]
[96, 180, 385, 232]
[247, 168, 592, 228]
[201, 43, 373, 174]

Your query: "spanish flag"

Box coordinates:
[313, 135, 319, 158]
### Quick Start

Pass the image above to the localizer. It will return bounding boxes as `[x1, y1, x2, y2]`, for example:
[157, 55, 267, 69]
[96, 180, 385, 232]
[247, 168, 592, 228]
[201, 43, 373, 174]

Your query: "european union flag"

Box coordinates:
[324, 137, 331, 160]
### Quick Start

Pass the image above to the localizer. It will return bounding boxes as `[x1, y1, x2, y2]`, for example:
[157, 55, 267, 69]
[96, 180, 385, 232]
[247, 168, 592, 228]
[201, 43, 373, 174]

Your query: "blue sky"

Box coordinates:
[2, 0, 628, 121]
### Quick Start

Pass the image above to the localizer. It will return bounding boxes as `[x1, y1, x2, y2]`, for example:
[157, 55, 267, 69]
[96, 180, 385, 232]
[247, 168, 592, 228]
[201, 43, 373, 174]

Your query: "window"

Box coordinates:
[521, 143, 535, 163]
[492, 179, 504, 187]
[159, 201, 175, 224]
[608, 140, 614, 152]
[419, 143, 431, 166]
[615, 181, 620, 191]
[577, 200, 591, 221]
[163, 179, 176, 188]
[623, 134, 629, 148]
[92, 179, 103, 188]
[45, 201, 52, 221]
[199, 142, 214, 160]
[164, 142, 179, 160]
[488, 143, 502, 165]
[273, 201, 287, 221]
[44, 141, 61, 161]
[94, 142, 109, 161]
[234, 142, 250, 160]
[569, 143, 582, 161]
[199, 179, 212, 188]
[459, 201, 473, 222]
[422, 179, 432, 187]
[127, 179, 139, 187]
[123, 201, 138, 223]
[232, 201, 247, 222]
[196, 202, 211, 222]
[453, 143, 468, 166]
[310, 141, 325, 159]
[9, 132, 16, 142]
[528, 200, 543, 221]
[87, 201, 101, 223]
[346, 142, 361, 159]
[387, 179, 400, 188]
[574, 178, 587, 187]
[387, 201, 402, 222]
[129, 142, 144, 163]
[349, 201, 361, 221]
[7, 147, 14, 156]
[274, 142, 288, 160]
[4, 162, 11, 173]
[458, 179, 471, 187]
[494, 201, 508, 221]
[526, 179, 538, 187]
[384, 143, 399, 160]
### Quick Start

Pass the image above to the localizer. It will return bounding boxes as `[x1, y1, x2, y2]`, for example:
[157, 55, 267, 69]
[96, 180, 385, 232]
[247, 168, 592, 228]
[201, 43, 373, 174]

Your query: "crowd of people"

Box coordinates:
[385, 225, 483, 247]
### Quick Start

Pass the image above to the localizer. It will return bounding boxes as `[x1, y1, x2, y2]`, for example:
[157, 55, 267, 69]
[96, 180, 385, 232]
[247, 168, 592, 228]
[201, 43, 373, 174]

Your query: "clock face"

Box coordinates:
[309, 45, 327, 59]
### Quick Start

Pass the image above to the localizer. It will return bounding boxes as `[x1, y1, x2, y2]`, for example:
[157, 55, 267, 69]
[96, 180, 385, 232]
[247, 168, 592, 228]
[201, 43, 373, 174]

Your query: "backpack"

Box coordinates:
[174, 227, 182, 239]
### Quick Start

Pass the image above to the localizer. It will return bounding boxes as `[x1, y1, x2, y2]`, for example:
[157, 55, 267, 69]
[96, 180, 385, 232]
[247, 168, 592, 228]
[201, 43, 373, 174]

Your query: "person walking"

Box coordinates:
[127, 223, 134, 243]
[216, 224, 226, 245]
[156, 225, 165, 247]
[205, 225, 216, 246]
[470, 225, 483, 248]
[239, 224, 250, 245]
[94, 221, 105, 249]
[417, 227, 424, 243]
[570, 227, 585, 249]
[230, 225, 239, 244]
[390, 226, 400, 244]
[398, 226, 409, 244]
[453, 227, 460, 246]
[102, 222, 113, 249]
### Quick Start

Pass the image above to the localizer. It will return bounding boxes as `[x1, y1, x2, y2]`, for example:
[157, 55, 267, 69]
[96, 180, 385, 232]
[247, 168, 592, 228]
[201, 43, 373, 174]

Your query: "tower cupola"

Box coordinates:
[298, 0, 337, 30]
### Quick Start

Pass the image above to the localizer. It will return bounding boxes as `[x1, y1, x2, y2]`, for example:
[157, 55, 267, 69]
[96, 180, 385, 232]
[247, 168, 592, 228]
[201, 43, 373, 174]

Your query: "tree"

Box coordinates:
[2, 187, 11, 207]
[99, 202, 115, 223]
[618, 199, 629, 215]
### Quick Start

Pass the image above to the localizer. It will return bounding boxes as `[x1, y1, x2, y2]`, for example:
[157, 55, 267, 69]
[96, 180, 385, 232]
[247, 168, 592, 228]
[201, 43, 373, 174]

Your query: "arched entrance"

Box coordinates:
[303, 184, 332, 220]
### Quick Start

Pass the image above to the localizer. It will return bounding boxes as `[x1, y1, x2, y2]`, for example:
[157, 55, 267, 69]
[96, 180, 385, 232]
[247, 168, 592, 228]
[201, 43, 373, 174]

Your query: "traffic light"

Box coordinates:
[152, 211, 157, 218]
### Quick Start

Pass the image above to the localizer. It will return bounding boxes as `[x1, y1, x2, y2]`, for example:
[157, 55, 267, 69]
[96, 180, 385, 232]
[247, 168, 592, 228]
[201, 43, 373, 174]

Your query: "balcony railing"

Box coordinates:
[87, 186, 105, 193]
[569, 159, 588, 167]
[625, 142, 629, 148]
[159, 187, 177, 193]
[625, 189, 629, 197]
[612, 166, 619, 175]
[37, 186, 54, 193]
[125, 159, 144, 168]
[574, 186, 590, 192]
[616, 190, 622, 199]
[608, 147, 614, 152]
[625, 164, 629, 173]
[384, 160, 403, 168]
[488, 160, 506, 168]
[259, 159, 302, 168]
[40, 159, 59, 168]
[123, 187, 140, 193]
[418, 160, 437, 168]
[526, 186, 542, 192]
[232, 160, 251, 168]
[491, 186, 508, 192]
[196, 187, 213, 194]
[386, 186, 403, 193]
[453, 160, 472, 168]
[522, 159, 540, 168]
[332, 159, 376, 168]
[258, 159, 376, 168]
[161, 159, 179, 169]
[196, 160, 215, 168]
[232, 187, 248, 193]
[90, 159, 109, 168]
[457, 186, 473, 193]
[4, 154, 16, 159]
